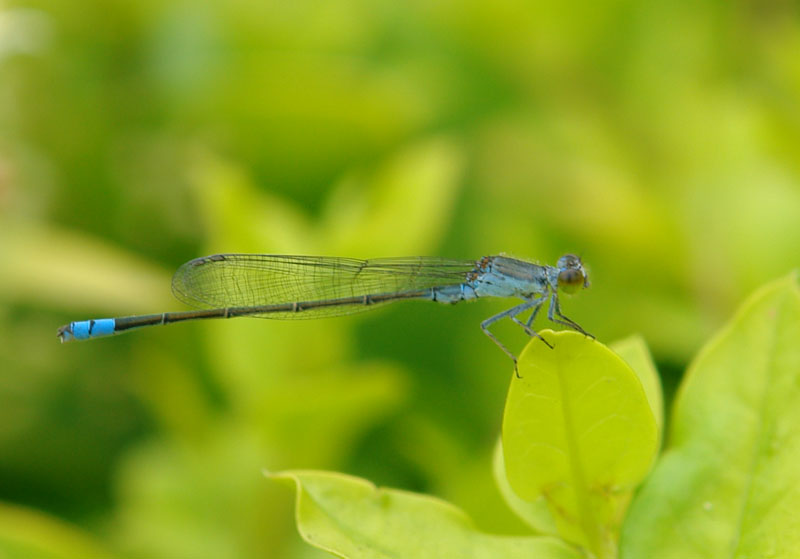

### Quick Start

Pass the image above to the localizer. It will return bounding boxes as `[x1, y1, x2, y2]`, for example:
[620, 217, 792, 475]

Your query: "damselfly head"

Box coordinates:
[556, 254, 589, 294]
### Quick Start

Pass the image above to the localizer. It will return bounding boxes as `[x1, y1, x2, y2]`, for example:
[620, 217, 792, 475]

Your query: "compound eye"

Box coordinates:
[558, 268, 585, 294]
[557, 254, 579, 269]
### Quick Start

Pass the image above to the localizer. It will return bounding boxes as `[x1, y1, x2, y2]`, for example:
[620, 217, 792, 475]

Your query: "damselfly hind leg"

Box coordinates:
[480, 298, 551, 378]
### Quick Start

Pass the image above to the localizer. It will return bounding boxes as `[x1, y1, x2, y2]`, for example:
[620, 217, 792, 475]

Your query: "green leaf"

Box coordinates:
[621, 273, 800, 558]
[269, 470, 582, 559]
[609, 334, 664, 437]
[503, 330, 658, 559]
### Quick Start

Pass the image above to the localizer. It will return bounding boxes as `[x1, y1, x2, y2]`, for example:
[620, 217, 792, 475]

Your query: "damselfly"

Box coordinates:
[57, 253, 591, 365]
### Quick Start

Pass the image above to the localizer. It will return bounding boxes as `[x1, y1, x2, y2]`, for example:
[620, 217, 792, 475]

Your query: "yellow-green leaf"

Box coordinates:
[496, 335, 663, 537]
[503, 331, 658, 558]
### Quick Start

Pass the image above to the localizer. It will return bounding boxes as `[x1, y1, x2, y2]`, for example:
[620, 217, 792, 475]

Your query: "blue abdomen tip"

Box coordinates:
[70, 319, 116, 340]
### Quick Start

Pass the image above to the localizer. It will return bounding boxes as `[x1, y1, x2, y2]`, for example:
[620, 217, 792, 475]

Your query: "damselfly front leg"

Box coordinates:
[548, 293, 593, 339]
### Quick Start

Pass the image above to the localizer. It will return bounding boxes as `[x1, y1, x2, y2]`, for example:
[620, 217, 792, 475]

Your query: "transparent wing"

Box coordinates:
[171, 254, 479, 319]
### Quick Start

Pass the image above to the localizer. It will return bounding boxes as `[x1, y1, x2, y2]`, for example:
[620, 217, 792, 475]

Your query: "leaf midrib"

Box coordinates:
[557, 356, 607, 559]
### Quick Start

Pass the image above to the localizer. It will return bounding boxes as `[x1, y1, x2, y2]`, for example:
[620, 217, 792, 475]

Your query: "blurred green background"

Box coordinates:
[1, 1, 799, 557]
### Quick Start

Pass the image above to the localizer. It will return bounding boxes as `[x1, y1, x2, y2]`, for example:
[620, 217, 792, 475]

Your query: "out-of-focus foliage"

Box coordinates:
[1, 0, 798, 557]
[0, 503, 114, 558]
